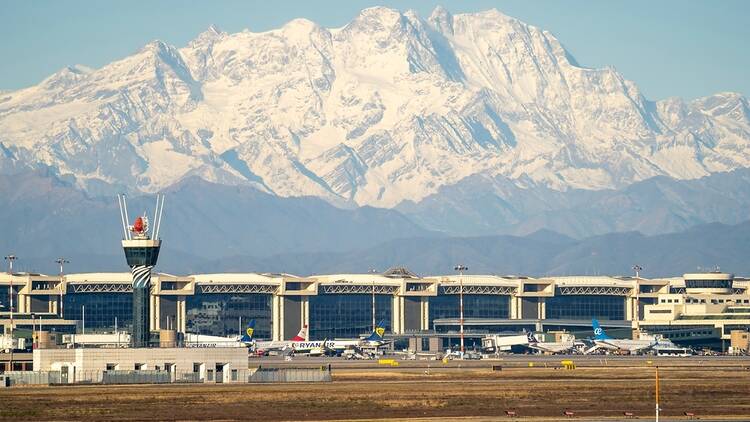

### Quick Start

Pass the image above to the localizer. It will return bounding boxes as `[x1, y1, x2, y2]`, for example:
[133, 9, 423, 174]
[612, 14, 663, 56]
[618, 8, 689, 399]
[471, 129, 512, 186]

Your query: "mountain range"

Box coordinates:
[1, 6, 749, 273]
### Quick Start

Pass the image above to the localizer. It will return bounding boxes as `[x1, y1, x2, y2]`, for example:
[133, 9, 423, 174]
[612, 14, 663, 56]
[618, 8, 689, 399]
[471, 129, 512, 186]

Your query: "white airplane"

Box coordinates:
[250, 323, 309, 354]
[588, 319, 668, 354]
[184, 320, 261, 348]
[525, 332, 578, 354]
[287, 320, 391, 355]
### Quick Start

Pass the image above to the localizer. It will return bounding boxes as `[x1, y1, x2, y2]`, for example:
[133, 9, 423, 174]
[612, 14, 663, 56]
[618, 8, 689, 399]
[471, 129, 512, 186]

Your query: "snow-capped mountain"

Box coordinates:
[1, 6, 749, 208]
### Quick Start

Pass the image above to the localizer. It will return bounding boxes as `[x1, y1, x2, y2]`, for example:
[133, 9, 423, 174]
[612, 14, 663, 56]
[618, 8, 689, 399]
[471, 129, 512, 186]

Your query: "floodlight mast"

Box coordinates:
[454, 264, 468, 359]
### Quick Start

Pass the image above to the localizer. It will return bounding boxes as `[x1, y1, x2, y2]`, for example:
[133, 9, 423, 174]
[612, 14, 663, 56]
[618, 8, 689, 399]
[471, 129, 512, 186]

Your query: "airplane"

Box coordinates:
[288, 320, 391, 355]
[360, 320, 391, 348]
[525, 332, 578, 354]
[185, 320, 259, 348]
[247, 323, 309, 354]
[587, 319, 667, 354]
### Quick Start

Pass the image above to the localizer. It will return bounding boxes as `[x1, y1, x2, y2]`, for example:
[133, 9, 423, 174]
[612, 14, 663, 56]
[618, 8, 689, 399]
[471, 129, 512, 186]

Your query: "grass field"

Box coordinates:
[1, 365, 749, 421]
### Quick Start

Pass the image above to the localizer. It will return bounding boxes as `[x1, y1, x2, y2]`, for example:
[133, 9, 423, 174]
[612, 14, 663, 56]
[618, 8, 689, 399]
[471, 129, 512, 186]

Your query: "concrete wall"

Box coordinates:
[34, 347, 248, 383]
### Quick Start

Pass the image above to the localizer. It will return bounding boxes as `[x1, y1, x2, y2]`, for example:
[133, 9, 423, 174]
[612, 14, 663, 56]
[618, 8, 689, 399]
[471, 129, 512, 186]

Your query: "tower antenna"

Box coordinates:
[117, 194, 130, 240]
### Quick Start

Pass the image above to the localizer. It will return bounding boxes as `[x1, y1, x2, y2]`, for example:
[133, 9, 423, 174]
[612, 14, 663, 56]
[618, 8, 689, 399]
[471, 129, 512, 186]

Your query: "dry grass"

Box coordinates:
[1, 366, 749, 421]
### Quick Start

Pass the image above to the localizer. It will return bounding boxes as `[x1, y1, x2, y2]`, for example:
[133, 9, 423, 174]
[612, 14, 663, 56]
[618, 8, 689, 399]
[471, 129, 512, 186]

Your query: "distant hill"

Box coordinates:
[196, 221, 750, 278]
[3, 171, 749, 278]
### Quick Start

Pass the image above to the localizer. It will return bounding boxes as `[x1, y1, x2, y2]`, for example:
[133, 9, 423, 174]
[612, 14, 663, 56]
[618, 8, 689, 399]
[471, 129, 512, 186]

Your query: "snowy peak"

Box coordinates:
[0, 7, 749, 209]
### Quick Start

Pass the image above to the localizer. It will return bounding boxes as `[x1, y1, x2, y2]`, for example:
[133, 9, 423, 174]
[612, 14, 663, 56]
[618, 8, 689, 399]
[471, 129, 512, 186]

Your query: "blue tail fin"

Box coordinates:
[366, 320, 387, 341]
[592, 319, 611, 340]
[240, 319, 256, 342]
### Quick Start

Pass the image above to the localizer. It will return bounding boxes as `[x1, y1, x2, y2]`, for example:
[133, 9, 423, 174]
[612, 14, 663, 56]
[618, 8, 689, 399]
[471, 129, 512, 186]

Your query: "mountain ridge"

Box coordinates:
[0, 6, 748, 210]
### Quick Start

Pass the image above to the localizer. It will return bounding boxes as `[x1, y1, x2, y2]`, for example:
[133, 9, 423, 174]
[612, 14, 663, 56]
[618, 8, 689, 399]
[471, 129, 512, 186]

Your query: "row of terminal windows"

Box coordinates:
[309, 294, 392, 339]
[546, 295, 625, 320]
[186, 292, 273, 339]
[63, 292, 133, 331]
[684, 280, 733, 289]
[674, 298, 750, 305]
[429, 294, 510, 328]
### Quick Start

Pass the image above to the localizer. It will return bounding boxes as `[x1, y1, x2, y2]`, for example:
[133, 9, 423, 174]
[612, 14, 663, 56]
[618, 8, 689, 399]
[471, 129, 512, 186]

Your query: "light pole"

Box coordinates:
[632, 265, 643, 332]
[454, 265, 468, 359]
[5, 254, 17, 370]
[370, 269, 378, 332]
[655, 366, 660, 422]
[55, 258, 69, 318]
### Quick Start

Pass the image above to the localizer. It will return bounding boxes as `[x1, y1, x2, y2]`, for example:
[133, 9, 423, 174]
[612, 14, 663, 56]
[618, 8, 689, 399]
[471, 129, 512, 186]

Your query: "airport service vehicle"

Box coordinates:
[588, 319, 673, 354]
[481, 333, 530, 354]
[654, 345, 693, 357]
[525, 332, 578, 354]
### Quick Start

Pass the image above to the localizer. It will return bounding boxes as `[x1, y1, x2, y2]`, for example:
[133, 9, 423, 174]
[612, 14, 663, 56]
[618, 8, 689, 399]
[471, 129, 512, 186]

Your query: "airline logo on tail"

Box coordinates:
[526, 332, 538, 344]
[291, 325, 308, 342]
[367, 320, 387, 341]
[592, 319, 612, 340]
[240, 319, 256, 343]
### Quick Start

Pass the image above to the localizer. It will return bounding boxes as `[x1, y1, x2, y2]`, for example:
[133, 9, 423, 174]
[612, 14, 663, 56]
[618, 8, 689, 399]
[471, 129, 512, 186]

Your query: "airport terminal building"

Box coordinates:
[2, 267, 749, 351]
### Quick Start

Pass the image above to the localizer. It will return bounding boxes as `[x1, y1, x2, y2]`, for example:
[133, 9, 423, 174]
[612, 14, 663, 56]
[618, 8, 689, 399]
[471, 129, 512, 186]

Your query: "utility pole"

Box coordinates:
[454, 265, 468, 359]
[5, 254, 17, 370]
[56, 258, 69, 318]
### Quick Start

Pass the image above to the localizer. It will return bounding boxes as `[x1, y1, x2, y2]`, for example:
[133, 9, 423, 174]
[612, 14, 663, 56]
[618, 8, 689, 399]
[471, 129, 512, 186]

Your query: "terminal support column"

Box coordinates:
[272, 294, 282, 341]
[151, 294, 159, 331]
[392, 296, 403, 334]
[301, 296, 309, 331]
[626, 296, 635, 326]
[538, 298, 546, 320]
[420, 297, 430, 330]
[510, 296, 521, 319]
[176, 296, 186, 333]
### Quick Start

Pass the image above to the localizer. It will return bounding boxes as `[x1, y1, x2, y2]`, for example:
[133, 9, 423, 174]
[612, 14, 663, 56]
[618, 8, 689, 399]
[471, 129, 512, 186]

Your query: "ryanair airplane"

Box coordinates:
[270, 320, 391, 355]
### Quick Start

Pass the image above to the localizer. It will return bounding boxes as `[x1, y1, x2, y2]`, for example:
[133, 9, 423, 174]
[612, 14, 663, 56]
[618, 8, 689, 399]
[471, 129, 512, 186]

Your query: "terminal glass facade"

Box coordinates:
[185, 292, 272, 339]
[545, 294, 625, 320]
[63, 292, 133, 332]
[429, 294, 510, 329]
[309, 294, 392, 339]
[0, 285, 18, 313]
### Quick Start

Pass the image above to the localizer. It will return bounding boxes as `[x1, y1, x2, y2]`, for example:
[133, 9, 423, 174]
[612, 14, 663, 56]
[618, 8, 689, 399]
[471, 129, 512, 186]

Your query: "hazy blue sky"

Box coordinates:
[1, 1, 747, 100]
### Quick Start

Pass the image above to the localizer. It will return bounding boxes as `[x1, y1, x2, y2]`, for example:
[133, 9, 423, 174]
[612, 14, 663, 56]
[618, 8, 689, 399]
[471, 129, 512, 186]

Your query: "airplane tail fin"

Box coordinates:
[366, 320, 387, 341]
[592, 319, 610, 340]
[322, 338, 334, 353]
[526, 331, 538, 344]
[291, 325, 308, 342]
[240, 319, 256, 342]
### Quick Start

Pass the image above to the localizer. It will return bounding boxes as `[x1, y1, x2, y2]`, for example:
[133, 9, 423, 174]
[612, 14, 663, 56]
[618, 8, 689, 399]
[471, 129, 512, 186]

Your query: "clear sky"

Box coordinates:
[1, 1, 748, 100]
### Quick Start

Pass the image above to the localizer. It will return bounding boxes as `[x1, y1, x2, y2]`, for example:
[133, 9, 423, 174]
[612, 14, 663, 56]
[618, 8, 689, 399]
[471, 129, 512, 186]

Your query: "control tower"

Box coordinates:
[117, 194, 165, 348]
